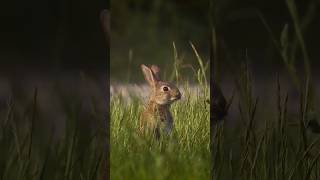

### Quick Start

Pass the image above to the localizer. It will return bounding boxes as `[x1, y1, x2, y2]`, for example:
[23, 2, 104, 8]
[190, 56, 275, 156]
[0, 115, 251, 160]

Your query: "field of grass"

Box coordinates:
[213, 66, 320, 179]
[211, 0, 320, 179]
[110, 44, 210, 179]
[213, 69, 320, 179]
[110, 86, 210, 180]
[0, 75, 107, 179]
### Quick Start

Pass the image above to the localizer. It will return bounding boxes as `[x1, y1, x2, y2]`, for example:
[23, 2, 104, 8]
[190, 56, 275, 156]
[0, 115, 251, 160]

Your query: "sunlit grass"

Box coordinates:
[110, 43, 210, 179]
[110, 85, 210, 180]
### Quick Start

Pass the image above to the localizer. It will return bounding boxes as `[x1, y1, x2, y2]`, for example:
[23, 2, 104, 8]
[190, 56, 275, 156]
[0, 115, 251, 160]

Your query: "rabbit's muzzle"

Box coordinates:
[170, 92, 181, 101]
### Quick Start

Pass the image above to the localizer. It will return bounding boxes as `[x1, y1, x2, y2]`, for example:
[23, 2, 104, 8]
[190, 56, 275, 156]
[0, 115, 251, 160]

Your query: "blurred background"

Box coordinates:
[211, 0, 320, 76]
[1, 0, 320, 138]
[0, 0, 319, 133]
[0, 1, 109, 178]
[0, 0, 108, 138]
[111, 0, 320, 83]
[110, 0, 320, 127]
[111, 0, 210, 83]
[0, 0, 108, 73]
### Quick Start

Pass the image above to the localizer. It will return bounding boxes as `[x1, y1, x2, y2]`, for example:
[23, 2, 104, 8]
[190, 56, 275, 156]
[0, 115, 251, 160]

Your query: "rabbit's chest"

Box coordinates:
[154, 107, 172, 121]
[155, 109, 173, 133]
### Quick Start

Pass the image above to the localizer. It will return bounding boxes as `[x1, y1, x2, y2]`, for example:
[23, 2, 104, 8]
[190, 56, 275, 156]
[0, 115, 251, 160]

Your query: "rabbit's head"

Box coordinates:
[141, 64, 181, 105]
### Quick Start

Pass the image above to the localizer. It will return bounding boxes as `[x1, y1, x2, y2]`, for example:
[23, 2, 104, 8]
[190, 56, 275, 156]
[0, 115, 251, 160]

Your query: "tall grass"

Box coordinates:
[110, 44, 210, 179]
[212, 0, 320, 179]
[213, 60, 320, 179]
[0, 87, 106, 179]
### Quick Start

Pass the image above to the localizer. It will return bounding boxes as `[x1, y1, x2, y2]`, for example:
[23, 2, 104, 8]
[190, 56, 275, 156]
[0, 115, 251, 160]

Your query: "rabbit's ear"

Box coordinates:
[141, 64, 158, 87]
[150, 65, 161, 81]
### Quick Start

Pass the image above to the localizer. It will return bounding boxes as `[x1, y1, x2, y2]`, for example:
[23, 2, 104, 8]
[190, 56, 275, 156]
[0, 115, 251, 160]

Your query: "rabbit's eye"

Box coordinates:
[162, 86, 169, 91]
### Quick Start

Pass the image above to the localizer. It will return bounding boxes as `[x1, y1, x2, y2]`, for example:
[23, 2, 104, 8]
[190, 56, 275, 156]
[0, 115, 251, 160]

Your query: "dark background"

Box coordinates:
[0, 0, 108, 74]
[0, 0, 319, 77]
[111, 0, 210, 82]
[111, 0, 320, 82]
[0, 0, 110, 142]
[212, 0, 320, 74]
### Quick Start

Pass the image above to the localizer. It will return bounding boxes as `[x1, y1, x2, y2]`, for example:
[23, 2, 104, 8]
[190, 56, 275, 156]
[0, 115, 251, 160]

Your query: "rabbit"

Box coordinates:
[139, 64, 181, 139]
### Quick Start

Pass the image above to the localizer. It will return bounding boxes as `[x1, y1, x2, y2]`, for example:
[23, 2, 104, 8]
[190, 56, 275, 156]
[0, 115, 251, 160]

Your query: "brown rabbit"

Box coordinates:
[140, 64, 181, 139]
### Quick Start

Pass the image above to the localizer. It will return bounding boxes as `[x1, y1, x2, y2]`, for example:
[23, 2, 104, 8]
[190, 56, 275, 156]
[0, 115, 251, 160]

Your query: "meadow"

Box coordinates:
[109, 0, 320, 179]
[213, 67, 320, 180]
[0, 73, 107, 179]
[110, 46, 211, 179]
[212, 0, 320, 178]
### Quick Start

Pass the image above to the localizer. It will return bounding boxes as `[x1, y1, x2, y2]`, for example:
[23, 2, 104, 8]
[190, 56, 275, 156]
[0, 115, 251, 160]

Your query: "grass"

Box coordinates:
[110, 91, 210, 179]
[212, 0, 320, 179]
[110, 45, 210, 180]
[213, 66, 320, 179]
[0, 82, 107, 179]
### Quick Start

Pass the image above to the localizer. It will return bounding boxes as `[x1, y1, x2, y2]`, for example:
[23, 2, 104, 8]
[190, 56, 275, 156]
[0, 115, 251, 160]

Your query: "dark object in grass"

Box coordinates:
[307, 113, 320, 134]
[212, 82, 229, 122]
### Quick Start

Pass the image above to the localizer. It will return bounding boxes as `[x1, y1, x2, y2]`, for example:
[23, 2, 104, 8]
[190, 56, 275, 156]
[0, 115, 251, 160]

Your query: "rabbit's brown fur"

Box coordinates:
[140, 64, 181, 139]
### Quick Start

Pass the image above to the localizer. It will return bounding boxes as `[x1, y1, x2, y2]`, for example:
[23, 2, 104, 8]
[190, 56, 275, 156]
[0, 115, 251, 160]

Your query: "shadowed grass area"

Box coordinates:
[213, 68, 320, 179]
[0, 79, 107, 179]
[212, 0, 320, 179]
